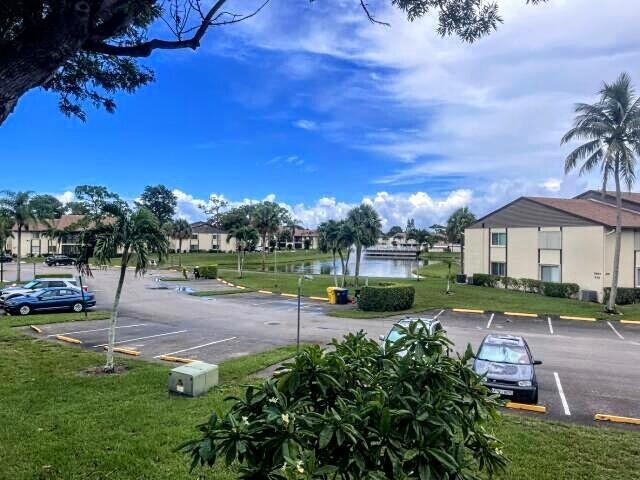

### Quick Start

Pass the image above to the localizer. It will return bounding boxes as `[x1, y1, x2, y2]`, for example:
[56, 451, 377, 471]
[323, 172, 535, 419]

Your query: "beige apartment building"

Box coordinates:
[464, 190, 640, 301]
[170, 222, 238, 253]
[4, 215, 86, 257]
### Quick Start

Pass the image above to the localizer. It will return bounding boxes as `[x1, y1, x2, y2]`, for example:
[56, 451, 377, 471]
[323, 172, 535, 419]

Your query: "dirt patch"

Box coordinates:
[81, 365, 130, 376]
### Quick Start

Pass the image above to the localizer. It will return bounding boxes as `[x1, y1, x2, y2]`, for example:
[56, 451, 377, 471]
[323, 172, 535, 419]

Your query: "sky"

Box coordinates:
[3, 0, 640, 229]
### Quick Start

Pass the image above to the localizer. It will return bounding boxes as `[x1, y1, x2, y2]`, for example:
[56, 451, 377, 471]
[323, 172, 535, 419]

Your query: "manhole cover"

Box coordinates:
[264, 321, 280, 326]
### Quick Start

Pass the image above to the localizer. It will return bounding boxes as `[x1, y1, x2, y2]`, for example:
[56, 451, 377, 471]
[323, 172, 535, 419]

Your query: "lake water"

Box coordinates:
[263, 254, 435, 278]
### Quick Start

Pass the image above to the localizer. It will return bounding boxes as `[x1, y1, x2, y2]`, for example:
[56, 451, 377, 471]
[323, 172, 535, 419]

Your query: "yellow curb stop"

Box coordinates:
[258, 290, 274, 294]
[559, 315, 596, 322]
[159, 355, 194, 364]
[236, 285, 246, 289]
[620, 320, 640, 325]
[55, 335, 82, 344]
[452, 308, 485, 314]
[594, 414, 640, 425]
[281, 293, 297, 298]
[310, 296, 330, 301]
[504, 312, 538, 318]
[104, 346, 140, 356]
[30, 325, 43, 334]
[505, 402, 546, 413]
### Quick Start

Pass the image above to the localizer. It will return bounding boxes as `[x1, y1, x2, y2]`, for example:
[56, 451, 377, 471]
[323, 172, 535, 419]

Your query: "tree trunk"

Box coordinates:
[338, 250, 346, 287]
[16, 227, 22, 282]
[607, 163, 623, 313]
[237, 247, 241, 276]
[332, 249, 338, 287]
[178, 239, 182, 266]
[354, 244, 362, 287]
[240, 249, 246, 278]
[106, 247, 129, 371]
[262, 234, 267, 271]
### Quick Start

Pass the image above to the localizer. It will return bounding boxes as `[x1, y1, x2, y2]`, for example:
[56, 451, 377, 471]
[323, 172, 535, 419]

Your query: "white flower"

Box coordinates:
[242, 416, 249, 426]
[268, 396, 278, 404]
[296, 460, 304, 474]
[495, 448, 503, 456]
[281, 413, 290, 426]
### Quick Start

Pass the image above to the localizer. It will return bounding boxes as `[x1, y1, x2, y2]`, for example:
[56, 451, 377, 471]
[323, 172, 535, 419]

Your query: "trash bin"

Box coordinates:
[326, 287, 338, 305]
[335, 288, 349, 305]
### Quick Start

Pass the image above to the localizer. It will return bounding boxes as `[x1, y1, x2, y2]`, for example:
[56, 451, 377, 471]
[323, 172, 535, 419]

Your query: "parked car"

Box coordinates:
[0, 278, 82, 306]
[0, 254, 12, 263]
[379, 317, 445, 355]
[45, 255, 76, 266]
[473, 334, 541, 404]
[3, 287, 95, 315]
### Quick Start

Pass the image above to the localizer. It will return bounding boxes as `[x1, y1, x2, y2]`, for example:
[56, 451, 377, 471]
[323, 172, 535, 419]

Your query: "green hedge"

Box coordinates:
[603, 287, 640, 305]
[198, 265, 218, 279]
[358, 283, 415, 312]
[471, 274, 579, 299]
[35, 273, 74, 279]
[471, 274, 499, 288]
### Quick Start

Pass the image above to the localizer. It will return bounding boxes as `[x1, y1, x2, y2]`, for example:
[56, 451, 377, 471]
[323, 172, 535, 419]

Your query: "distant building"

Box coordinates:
[4, 215, 86, 257]
[464, 190, 640, 301]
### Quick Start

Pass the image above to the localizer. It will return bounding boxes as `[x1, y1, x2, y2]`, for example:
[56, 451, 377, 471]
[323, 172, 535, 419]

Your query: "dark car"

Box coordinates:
[0, 254, 12, 263]
[45, 255, 76, 266]
[473, 334, 541, 404]
[3, 287, 95, 316]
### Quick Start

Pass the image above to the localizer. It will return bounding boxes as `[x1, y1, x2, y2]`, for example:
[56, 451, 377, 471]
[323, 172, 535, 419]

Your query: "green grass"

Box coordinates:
[0, 312, 638, 479]
[3, 310, 111, 328]
[420, 251, 461, 260]
[218, 263, 640, 321]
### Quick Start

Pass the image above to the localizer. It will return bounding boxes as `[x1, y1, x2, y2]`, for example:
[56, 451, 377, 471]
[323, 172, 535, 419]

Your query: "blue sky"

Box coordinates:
[3, 0, 640, 228]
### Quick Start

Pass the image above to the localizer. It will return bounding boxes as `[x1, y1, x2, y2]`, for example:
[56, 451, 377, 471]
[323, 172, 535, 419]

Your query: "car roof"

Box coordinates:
[31, 278, 76, 281]
[482, 334, 526, 347]
[397, 317, 438, 326]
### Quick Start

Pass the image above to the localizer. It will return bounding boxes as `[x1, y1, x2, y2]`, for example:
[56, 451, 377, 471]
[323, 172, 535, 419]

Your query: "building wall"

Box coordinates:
[561, 226, 605, 295]
[505, 228, 538, 279]
[464, 228, 489, 274]
[603, 229, 638, 289]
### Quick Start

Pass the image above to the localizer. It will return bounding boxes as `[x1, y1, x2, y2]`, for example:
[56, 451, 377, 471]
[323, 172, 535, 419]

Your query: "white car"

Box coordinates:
[0, 278, 81, 306]
[379, 317, 445, 355]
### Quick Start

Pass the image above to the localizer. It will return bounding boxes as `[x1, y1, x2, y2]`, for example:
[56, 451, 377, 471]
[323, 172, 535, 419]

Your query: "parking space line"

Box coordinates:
[47, 323, 146, 337]
[93, 330, 188, 348]
[547, 317, 554, 335]
[153, 336, 237, 358]
[607, 321, 625, 340]
[554, 372, 571, 416]
[434, 309, 445, 320]
[486, 313, 494, 329]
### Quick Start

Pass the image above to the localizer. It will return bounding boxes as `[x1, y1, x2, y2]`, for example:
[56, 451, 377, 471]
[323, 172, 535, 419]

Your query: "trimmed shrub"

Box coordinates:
[471, 273, 499, 288]
[35, 273, 74, 279]
[198, 265, 218, 279]
[603, 287, 640, 305]
[358, 283, 415, 311]
[520, 278, 543, 294]
[541, 281, 579, 299]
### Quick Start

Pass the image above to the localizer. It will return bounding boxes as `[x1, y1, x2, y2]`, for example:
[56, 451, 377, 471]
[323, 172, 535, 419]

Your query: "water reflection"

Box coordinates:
[261, 254, 437, 278]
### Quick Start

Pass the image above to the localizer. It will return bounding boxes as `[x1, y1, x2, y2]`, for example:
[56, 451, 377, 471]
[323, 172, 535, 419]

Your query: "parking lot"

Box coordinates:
[5, 262, 640, 427]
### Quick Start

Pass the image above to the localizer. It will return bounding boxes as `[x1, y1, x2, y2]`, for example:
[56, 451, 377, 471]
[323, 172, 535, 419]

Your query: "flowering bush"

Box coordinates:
[181, 324, 507, 479]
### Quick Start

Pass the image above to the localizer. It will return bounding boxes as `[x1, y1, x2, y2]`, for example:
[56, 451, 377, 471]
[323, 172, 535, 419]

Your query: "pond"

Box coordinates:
[262, 254, 439, 279]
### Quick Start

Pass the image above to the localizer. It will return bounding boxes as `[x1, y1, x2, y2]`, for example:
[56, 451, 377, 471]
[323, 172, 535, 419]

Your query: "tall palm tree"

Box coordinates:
[318, 220, 341, 287]
[0, 216, 13, 283]
[227, 225, 259, 278]
[346, 204, 382, 287]
[0, 191, 38, 282]
[251, 202, 289, 270]
[171, 218, 192, 266]
[93, 202, 168, 371]
[562, 72, 640, 313]
[446, 207, 476, 274]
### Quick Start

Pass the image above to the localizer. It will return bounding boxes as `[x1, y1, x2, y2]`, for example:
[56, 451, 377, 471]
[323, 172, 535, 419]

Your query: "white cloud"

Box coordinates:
[293, 119, 317, 130]
[56, 191, 75, 204]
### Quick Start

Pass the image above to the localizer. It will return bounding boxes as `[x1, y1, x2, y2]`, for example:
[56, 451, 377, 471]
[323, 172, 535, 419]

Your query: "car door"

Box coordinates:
[34, 290, 59, 311]
[54, 289, 76, 310]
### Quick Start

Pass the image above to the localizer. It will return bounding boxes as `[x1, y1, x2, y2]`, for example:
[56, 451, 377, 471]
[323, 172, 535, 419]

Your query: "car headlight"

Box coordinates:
[518, 380, 532, 387]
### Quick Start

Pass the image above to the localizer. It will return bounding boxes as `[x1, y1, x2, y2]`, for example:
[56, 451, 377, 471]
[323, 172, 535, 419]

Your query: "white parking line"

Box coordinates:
[93, 330, 188, 348]
[607, 321, 625, 340]
[47, 323, 146, 337]
[153, 336, 238, 357]
[434, 309, 445, 320]
[486, 313, 494, 329]
[547, 317, 554, 335]
[554, 372, 571, 416]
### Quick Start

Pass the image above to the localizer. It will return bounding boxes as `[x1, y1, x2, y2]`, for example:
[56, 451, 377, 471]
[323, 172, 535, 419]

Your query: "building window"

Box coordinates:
[538, 231, 561, 250]
[490, 262, 506, 276]
[191, 234, 198, 240]
[540, 265, 560, 283]
[189, 244, 199, 252]
[491, 232, 507, 247]
[32, 232, 40, 239]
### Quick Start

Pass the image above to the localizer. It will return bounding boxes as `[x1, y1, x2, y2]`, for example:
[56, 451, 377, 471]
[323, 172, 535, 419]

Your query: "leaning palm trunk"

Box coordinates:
[607, 165, 623, 313]
[16, 227, 22, 282]
[354, 244, 362, 287]
[332, 249, 338, 287]
[178, 239, 183, 266]
[237, 247, 242, 276]
[338, 249, 349, 287]
[106, 249, 129, 371]
[262, 234, 268, 271]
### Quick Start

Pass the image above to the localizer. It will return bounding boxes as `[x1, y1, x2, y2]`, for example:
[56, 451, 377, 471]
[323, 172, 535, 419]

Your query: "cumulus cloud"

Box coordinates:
[56, 191, 75, 204]
[293, 119, 317, 130]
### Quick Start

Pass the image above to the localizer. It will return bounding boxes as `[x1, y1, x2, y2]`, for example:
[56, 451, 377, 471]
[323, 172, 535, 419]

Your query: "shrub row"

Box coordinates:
[35, 273, 74, 279]
[471, 274, 579, 299]
[198, 265, 218, 279]
[358, 283, 415, 311]
[603, 287, 640, 305]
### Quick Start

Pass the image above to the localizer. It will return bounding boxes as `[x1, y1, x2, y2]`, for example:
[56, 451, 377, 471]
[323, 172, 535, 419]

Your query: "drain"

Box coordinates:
[264, 321, 280, 326]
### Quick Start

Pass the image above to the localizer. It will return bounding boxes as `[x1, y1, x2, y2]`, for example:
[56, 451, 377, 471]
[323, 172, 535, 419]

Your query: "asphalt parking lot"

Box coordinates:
[4, 262, 640, 427]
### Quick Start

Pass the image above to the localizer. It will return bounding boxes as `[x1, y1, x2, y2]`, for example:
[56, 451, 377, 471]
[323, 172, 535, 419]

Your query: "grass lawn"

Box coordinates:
[218, 263, 640, 321]
[0, 312, 638, 479]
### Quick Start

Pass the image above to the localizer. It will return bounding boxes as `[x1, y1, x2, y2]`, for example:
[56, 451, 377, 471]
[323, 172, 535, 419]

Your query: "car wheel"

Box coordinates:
[19, 305, 31, 316]
[72, 302, 84, 313]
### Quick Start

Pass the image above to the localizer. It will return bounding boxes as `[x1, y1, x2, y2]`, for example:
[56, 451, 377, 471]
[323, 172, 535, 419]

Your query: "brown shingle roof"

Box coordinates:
[527, 197, 640, 228]
[16, 215, 87, 232]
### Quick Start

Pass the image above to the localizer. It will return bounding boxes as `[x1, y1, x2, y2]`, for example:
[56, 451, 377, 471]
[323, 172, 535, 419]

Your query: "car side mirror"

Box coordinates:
[533, 360, 542, 365]
[378, 334, 385, 341]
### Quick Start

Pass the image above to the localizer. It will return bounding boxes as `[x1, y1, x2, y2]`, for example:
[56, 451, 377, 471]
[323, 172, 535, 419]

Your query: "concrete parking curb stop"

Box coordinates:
[505, 402, 547, 413]
[452, 308, 485, 314]
[310, 296, 330, 301]
[30, 325, 43, 334]
[620, 320, 640, 325]
[105, 346, 140, 356]
[281, 293, 297, 298]
[559, 315, 596, 322]
[594, 413, 640, 425]
[55, 335, 82, 344]
[159, 355, 194, 364]
[258, 290, 273, 294]
[504, 312, 538, 318]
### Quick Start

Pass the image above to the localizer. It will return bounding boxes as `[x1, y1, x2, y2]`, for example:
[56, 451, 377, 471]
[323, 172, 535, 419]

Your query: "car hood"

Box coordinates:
[1, 287, 34, 295]
[474, 359, 533, 382]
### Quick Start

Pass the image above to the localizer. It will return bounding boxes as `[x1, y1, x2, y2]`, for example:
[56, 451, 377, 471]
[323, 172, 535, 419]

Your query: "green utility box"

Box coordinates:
[168, 361, 219, 397]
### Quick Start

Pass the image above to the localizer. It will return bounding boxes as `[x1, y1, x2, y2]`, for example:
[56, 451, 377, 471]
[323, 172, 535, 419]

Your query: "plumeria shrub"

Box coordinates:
[181, 324, 507, 479]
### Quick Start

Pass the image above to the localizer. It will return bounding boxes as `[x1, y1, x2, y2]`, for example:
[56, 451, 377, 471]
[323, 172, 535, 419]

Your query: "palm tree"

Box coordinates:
[446, 207, 476, 273]
[171, 218, 192, 266]
[285, 218, 302, 249]
[318, 220, 341, 287]
[0, 191, 38, 282]
[562, 72, 640, 313]
[227, 225, 259, 278]
[346, 204, 382, 286]
[336, 220, 356, 288]
[0, 216, 13, 283]
[407, 228, 434, 253]
[251, 202, 289, 270]
[93, 202, 168, 371]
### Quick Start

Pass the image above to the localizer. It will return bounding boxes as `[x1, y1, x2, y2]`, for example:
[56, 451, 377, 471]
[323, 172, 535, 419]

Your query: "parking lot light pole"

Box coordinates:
[296, 274, 313, 354]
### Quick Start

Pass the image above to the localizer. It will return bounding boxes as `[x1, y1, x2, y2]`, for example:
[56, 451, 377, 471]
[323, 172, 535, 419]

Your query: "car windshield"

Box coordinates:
[477, 343, 530, 365]
[22, 281, 40, 289]
[385, 323, 428, 344]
